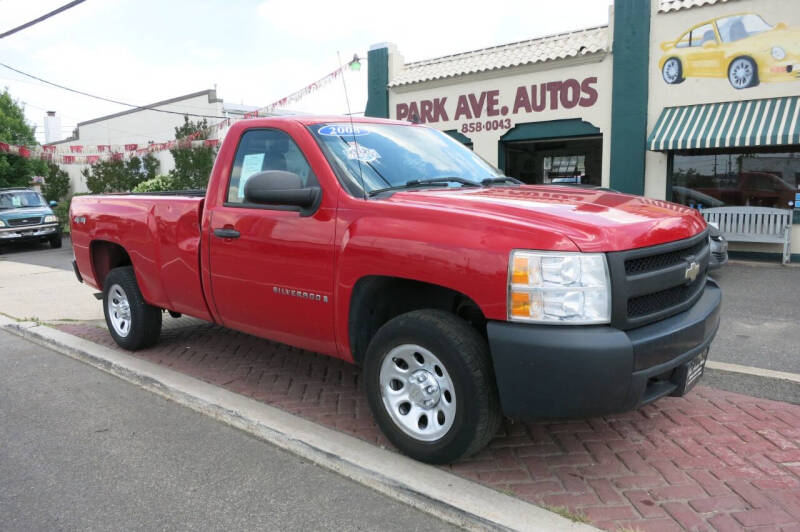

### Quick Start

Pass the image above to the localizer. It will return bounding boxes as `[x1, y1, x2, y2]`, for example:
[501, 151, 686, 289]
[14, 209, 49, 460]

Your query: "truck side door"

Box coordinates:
[207, 127, 337, 356]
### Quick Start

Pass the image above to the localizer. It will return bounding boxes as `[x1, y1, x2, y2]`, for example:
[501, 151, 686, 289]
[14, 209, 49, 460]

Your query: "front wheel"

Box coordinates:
[728, 57, 758, 89]
[364, 310, 501, 464]
[49, 234, 62, 248]
[103, 266, 162, 350]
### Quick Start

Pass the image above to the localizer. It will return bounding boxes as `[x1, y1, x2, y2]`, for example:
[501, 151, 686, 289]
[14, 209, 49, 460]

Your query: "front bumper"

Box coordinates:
[0, 223, 60, 242]
[486, 279, 721, 419]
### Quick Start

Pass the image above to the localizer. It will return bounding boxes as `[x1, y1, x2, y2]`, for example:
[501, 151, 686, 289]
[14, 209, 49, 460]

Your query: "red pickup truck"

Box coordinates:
[70, 116, 721, 463]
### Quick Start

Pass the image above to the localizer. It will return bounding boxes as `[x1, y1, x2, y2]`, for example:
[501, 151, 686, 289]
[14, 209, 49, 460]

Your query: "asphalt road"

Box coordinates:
[0, 235, 72, 271]
[0, 329, 455, 531]
[1, 238, 797, 402]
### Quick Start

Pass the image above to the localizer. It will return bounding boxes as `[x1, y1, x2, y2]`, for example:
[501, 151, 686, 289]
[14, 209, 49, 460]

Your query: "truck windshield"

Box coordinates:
[310, 122, 503, 196]
[0, 190, 46, 210]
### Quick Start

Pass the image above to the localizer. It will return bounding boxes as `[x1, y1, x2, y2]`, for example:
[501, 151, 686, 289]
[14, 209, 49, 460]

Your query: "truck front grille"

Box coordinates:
[624, 239, 707, 275]
[627, 276, 705, 318]
[607, 230, 710, 330]
[8, 216, 42, 227]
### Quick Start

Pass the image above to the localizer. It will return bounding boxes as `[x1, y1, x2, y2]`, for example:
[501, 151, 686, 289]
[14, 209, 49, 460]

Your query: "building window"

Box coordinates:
[670, 149, 799, 210]
[503, 136, 602, 186]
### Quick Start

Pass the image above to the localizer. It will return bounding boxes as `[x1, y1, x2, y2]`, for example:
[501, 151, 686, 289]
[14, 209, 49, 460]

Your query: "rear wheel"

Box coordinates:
[103, 266, 162, 350]
[662, 57, 684, 84]
[364, 310, 501, 464]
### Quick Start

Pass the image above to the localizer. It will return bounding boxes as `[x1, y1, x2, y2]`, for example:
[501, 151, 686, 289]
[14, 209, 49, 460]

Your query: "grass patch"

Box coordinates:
[542, 504, 592, 524]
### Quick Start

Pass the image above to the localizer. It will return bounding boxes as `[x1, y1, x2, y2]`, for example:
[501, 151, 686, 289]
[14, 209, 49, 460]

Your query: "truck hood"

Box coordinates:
[384, 185, 706, 252]
[0, 206, 54, 221]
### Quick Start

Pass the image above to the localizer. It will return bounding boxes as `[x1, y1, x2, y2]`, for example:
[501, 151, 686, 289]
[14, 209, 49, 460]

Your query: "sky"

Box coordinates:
[0, 0, 612, 145]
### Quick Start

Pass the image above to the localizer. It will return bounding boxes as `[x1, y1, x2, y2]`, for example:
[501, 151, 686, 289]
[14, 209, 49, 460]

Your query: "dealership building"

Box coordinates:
[364, 0, 800, 261]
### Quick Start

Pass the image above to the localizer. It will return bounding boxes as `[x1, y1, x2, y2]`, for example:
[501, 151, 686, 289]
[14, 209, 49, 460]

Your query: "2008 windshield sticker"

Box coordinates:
[317, 125, 370, 137]
[345, 144, 380, 163]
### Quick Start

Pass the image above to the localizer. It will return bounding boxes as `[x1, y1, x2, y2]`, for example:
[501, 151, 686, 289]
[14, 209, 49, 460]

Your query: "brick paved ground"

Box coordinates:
[57, 319, 800, 532]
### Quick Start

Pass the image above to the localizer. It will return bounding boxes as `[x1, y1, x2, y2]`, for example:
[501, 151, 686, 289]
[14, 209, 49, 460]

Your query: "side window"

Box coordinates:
[226, 129, 317, 204]
[690, 24, 716, 47]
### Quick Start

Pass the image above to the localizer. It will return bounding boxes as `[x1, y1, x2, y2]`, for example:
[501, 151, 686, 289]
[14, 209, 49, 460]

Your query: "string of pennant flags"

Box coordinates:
[1, 62, 354, 165]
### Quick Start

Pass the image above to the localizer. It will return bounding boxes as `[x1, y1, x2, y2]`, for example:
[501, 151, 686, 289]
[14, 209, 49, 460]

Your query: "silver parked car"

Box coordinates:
[708, 223, 728, 270]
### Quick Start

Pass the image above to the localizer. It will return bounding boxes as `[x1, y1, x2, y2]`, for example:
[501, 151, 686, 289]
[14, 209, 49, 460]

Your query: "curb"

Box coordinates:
[0, 315, 596, 532]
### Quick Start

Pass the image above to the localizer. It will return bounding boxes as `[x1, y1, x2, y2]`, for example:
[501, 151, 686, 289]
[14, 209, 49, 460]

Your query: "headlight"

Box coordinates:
[44, 215, 58, 223]
[0, 219, 5, 227]
[508, 250, 611, 324]
[772, 46, 786, 60]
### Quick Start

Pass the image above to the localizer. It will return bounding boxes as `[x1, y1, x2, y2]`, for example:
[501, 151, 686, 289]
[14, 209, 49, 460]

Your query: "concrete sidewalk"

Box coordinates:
[0, 260, 102, 323]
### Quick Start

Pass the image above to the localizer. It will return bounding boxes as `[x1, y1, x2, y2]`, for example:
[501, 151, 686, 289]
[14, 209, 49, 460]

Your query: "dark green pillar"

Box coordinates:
[365, 46, 389, 118]
[609, 0, 651, 195]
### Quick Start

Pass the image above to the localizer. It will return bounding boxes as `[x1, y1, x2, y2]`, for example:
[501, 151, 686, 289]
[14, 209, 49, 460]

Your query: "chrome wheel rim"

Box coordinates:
[729, 59, 753, 88]
[379, 344, 456, 442]
[663, 58, 680, 83]
[108, 284, 132, 338]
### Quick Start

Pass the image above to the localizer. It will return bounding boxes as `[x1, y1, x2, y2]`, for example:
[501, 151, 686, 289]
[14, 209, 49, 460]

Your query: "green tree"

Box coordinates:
[168, 116, 216, 189]
[41, 162, 70, 201]
[81, 154, 159, 194]
[0, 89, 40, 188]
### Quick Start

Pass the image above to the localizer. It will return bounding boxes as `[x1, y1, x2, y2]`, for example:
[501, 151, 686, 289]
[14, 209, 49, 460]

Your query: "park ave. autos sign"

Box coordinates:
[395, 77, 599, 133]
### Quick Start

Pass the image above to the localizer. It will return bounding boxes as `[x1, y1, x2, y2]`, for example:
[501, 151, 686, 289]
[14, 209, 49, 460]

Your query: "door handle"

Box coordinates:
[213, 228, 240, 239]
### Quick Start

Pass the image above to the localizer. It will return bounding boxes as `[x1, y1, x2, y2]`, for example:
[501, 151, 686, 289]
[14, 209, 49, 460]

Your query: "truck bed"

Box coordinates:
[70, 194, 212, 321]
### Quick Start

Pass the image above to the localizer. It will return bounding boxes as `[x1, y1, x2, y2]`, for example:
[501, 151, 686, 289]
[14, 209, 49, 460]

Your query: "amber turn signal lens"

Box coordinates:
[511, 256, 529, 285]
[510, 291, 531, 317]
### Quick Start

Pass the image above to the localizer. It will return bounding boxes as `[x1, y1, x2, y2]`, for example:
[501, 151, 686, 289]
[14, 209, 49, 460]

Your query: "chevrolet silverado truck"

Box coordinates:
[70, 117, 721, 464]
[0, 187, 62, 249]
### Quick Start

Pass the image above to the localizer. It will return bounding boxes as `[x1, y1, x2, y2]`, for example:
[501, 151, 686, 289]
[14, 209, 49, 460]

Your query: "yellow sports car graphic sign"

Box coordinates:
[659, 13, 800, 89]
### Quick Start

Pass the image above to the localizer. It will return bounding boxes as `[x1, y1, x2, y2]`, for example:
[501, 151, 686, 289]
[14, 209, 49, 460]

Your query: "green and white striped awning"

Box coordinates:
[648, 96, 800, 151]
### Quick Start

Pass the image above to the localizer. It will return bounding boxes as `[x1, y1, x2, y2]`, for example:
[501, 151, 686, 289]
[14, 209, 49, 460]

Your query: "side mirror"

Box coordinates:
[775, 22, 788, 30]
[702, 40, 718, 49]
[49, 200, 58, 207]
[243, 170, 320, 210]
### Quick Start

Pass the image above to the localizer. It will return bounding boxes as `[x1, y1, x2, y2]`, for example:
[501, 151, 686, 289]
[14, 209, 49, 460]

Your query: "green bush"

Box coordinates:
[41, 162, 71, 202]
[132, 175, 175, 193]
[54, 193, 89, 233]
[81, 154, 159, 193]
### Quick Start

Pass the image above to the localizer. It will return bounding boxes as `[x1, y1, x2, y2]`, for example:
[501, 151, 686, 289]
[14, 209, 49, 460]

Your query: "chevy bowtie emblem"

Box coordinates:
[684, 260, 700, 282]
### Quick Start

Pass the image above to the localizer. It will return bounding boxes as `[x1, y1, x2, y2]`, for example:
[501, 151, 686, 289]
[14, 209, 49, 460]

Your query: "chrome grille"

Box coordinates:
[8, 216, 42, 227]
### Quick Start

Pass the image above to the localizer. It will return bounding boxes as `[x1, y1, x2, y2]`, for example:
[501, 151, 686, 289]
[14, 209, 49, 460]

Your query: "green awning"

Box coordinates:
[647, 96, 800, 151]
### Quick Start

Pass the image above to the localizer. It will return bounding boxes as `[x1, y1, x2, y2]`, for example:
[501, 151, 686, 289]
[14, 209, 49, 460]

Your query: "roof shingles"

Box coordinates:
[657, 0, 737, 13]
[388, 25, 609, 87]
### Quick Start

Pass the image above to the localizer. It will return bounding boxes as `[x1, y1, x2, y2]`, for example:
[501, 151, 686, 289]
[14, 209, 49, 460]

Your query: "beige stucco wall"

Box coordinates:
[388, 53, 615, 186]
[646, 0, 800, 256]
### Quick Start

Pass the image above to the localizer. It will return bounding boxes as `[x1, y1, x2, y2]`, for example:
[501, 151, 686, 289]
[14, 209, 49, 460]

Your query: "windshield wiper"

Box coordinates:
[368, 177, 481, 197]
[481, 176, 522, 186]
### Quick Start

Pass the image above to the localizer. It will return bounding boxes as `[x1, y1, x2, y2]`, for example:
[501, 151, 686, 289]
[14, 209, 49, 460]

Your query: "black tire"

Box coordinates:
[728, 56, 759, 89]
[49, 234, 62, 248]
[103, 266, 162, 350]
[364, 309, 501, 464]
[662, 57, 684, 84]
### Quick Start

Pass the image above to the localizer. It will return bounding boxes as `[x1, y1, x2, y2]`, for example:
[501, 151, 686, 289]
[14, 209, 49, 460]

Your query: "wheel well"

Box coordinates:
[90, 240, 132, 289]
[348, 276, 487, 366]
